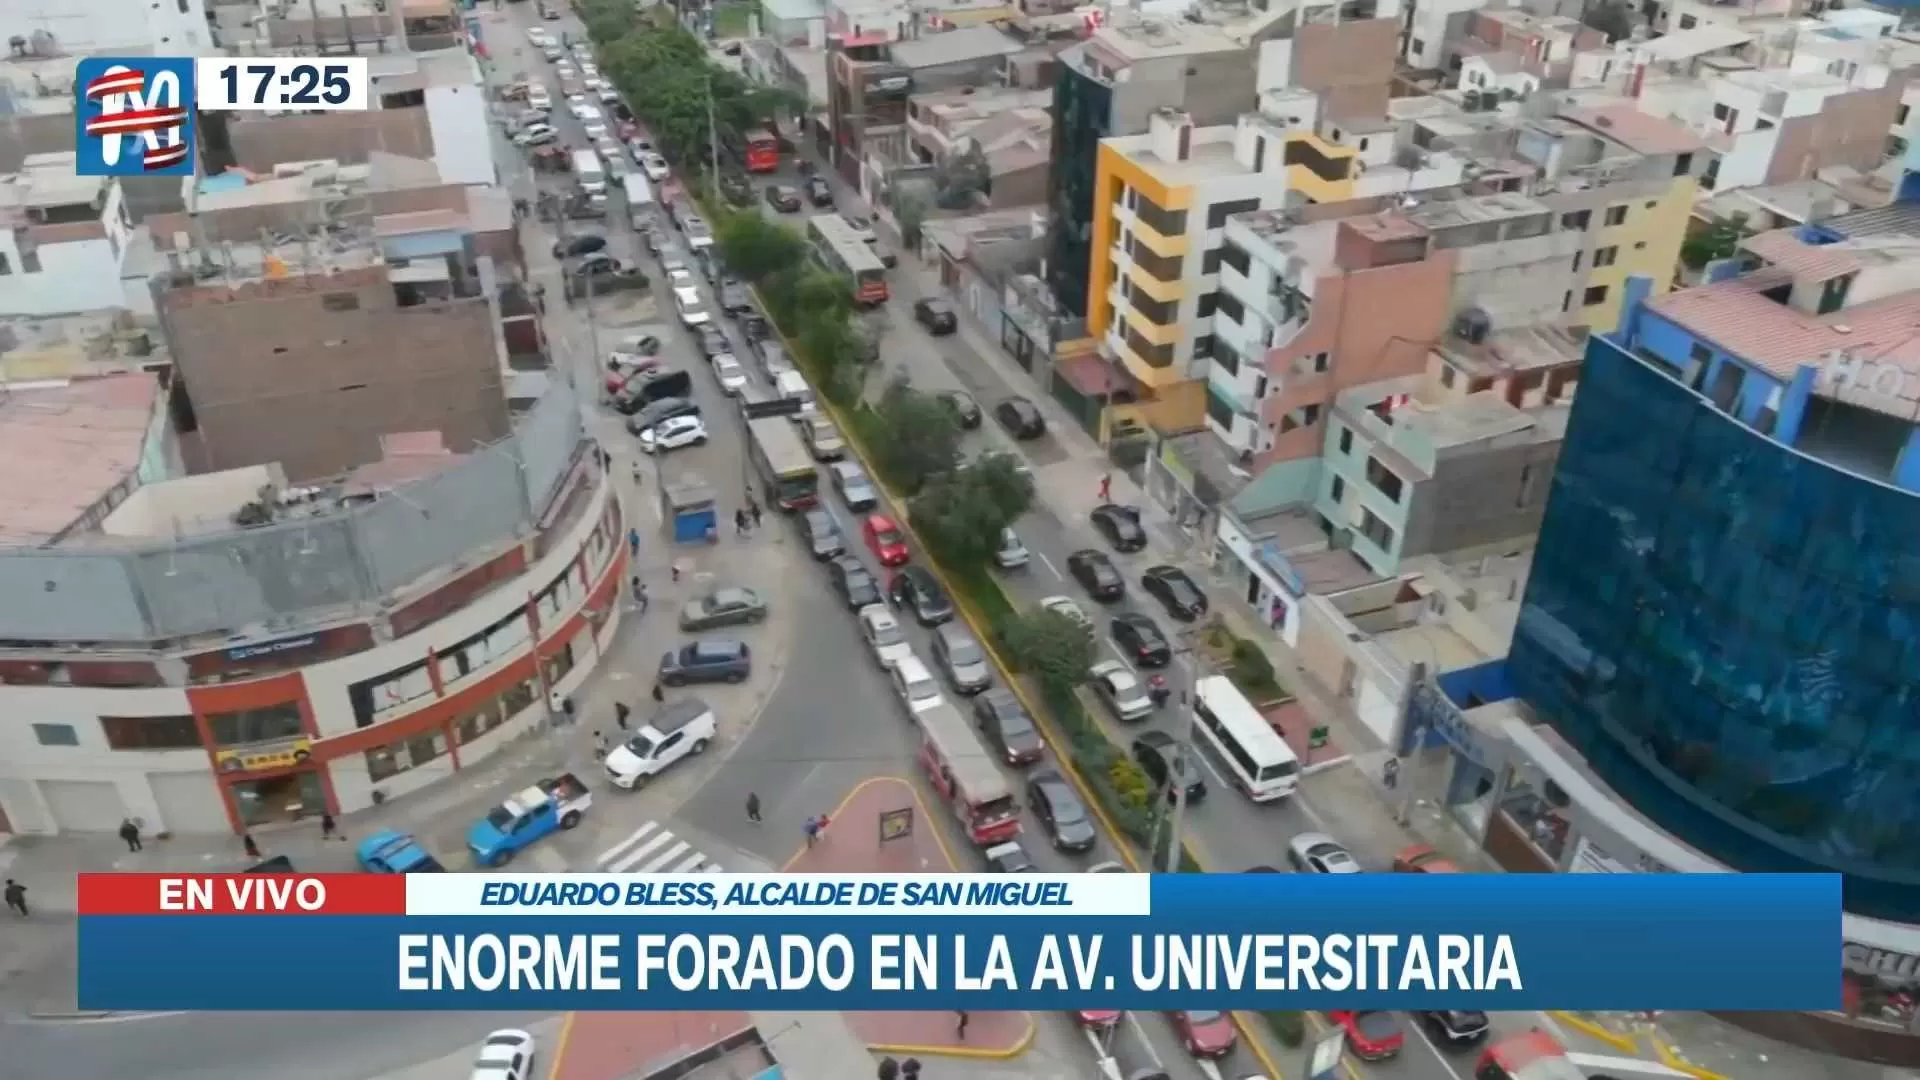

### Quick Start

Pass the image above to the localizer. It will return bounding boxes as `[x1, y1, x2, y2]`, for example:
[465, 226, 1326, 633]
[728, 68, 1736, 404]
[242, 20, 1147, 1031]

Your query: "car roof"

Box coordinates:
[1116, 612, 1157, 628]
[859, 604, 897, 627]
[1135, 730, 1175, 749]
[935, 622, 974, 644]
[834, 555, 868, 573]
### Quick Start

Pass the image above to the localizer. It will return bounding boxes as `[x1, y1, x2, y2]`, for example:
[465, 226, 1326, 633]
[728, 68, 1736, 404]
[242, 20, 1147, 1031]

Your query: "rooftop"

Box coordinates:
[1104, 125, 1242, 185]
[0, 374, 161, 547]
[0, 152, 107, 215]
[1636, 24, 1752, 63]
[1227, 211, 1343, 278]
[368, 50, 481, 91]
[888, 26, 1024, 70]
[1648, 269, 1920, 387]
[1556, 104, 1705, 157]
[0, 52, 85, 116]
[1437, 325, 1588, 380]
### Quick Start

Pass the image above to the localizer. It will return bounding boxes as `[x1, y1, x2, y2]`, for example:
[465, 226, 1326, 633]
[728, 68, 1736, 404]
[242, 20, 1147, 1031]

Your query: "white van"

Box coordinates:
[1192, 674, 1301, 801]
[621, 173, 655, 230]
[775, 369, 816, 415]
[603, 698, 717, 789]
[574, 149, 606, 194]
[888, 654, 946, 715]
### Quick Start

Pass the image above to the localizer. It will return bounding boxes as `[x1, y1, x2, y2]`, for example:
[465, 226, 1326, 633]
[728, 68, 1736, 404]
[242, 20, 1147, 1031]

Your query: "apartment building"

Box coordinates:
[0, 153, 142, 319]
[826, 25, 1025, 181]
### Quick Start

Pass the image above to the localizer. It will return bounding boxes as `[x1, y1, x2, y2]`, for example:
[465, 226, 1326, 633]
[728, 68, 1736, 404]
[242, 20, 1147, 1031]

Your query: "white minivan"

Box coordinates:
[604, 698, 717, 789]
[888, 654, 946, 716]
[775, 369, 816, 415]
[574, 149, 606, 194]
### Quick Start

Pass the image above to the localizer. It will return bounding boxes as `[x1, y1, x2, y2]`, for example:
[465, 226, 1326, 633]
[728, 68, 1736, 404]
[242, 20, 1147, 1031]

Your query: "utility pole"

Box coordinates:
[1163, 627, 1209, 874]
[704, 74, 722, 191]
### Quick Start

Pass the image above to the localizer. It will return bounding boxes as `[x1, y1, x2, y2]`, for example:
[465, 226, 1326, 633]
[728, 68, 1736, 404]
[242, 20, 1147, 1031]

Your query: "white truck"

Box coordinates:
[603, 698, 718, 790]
[621, 172, 655, 230]
[574, 149, 606, 194]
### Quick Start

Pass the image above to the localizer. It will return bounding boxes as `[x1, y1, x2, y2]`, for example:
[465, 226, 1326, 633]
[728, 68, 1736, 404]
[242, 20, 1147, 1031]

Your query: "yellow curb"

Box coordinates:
[1651, 1035, 1731, 1080]
[547, 1008, 580, 1079]
[1232, 1013, 1293, 1080]
[868, 1013, 1039, 1061]
[1550, 1011, 1640, 1055]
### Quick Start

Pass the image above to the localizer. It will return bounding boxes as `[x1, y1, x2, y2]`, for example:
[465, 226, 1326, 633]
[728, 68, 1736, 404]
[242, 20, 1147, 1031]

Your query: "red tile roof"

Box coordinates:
[1559, 104, 1706, 155]
[1648, 269, 1920, 379]
[1741, 228, 1863, 282]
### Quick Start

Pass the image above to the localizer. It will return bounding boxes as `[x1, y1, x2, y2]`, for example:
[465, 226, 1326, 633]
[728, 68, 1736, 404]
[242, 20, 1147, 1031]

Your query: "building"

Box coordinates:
[144, 156, 517, 480]
[0, 153, 143, 319]
[1, 0, 210, 56]
[0, 386, 624, 837]
[826, 25, 1026, 183]
[904, 87, 1053, 207]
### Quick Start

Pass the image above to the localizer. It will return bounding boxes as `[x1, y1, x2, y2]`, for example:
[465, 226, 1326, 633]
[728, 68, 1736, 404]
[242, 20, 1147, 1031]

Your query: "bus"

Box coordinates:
[916, 702, 1020, 846]
[1473, 1029, 1693, 1080]
[727, 126, 781, 173]
[1192, 674, 1301, 802]
[745, 415, 817, 511]
[807, 214, 888, 306]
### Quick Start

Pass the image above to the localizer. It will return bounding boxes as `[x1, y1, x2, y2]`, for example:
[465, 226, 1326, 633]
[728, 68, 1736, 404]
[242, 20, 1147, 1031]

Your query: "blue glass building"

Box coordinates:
[1508, 268, 1920, 925]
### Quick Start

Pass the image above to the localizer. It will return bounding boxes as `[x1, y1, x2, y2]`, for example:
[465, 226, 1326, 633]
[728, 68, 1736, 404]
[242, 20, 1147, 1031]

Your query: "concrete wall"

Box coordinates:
[1769, 79, 1909, 185]
[228, 110, 435, 173]
[1415, 436, 1561, 557]
[1292, 19, 1400, 120]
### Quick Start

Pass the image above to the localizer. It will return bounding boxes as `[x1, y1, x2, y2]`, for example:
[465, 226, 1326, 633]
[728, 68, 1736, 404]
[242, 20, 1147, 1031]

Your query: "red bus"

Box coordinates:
[741, 127, 780, 173]
[1475, 1031, 1585, 1080]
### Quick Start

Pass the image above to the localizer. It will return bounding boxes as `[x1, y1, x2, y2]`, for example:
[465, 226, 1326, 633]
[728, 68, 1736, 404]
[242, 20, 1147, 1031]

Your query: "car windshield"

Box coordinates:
[1258, 760, 1300, 781]
[1044, 786, 1086, 823]
[1187, 1011, 1222, 1024]
[623, 732, 657, 756]
[1355, 1013, 1399, 1040]
[999, 709, 1035, 738]
[845, 566, 873, 589]
[948, 638, 983, 666]
[710, 589, 749, 611]
[871, 621, 905, 647]
[484, 1035, 524, 1048]
[876, 527, 902, 545]
[1165, 577, 1200, 603]
[715, 357, 741, 376]
[906, 674, 938, 701]
[484, 807, 517, 830]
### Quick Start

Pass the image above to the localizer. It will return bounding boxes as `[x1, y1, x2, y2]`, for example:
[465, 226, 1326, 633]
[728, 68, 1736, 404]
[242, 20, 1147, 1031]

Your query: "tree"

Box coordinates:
[1580, 1, 1633, 43]
[910, 454, 1035, 569]
[997, 607, 1095, 694]
[867, 376, 963, 494]
[1681, 212, 1752, 270]
[934, 142, 991, 211]
[893, 189, 930, 253]
[717, 213, 806, 283]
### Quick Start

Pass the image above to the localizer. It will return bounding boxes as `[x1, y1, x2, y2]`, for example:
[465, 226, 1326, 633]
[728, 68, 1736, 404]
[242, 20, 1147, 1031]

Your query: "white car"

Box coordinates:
[525, 89, 551, 112]
[603, 699, 717, 790]
[583, 118, 609, 140]
[858, 604, 913, 669]
[640, 153, 670, 182]
[567, 97, 598, 121]
[583, 76, 607, 92]
[554, 61, 576, 78]
[527, 27, 553, 44]
[888, 655, 947, 716]
[1039, 595, 1092, 631]
[640, 415, 710, 454]
[570, 42, 592, 58]
[683, 218, 714, 250]
[512, 124, 558, 147]
[471, 1028, 537, 1080]
[662, 260, 695, 288]
[1089, 659, 1154, 722]
[594, 136, 622, 162]
[599, 85, 622, 104]
[673, 287, 711, 327]
[710, 353, 747, 395]
[580, 62, 600, 77]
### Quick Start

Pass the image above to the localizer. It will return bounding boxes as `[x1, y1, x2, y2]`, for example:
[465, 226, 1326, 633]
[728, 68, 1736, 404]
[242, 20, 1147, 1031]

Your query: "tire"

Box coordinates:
[726, 670, 747, 684]
[491, 849, 514, 868]
[693, 435, 708, 446]
[664, 674, 684, 687]
[560, 811, 582, 829]
[690, 738, 709, 754]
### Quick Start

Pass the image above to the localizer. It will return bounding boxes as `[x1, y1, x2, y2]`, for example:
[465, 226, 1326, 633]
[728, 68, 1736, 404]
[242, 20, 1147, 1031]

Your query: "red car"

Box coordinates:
[1169, 1009, 1236, 1058]
[1329, 1010, 1404, 1061]
[1073, 1009, 1121, 1031]
[1393, 843, 1461, 873]
[863, 513, 910, 567]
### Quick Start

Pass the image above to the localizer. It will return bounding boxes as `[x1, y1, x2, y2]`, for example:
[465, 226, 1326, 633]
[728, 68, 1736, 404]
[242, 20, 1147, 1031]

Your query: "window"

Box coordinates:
[1211, 338, 1236, 374]
[1218, 242, 1251, 276]
[1603, 205, 1628, 227]
[1196, 292, 1219, 319]
[350, 660, 434, 727]
[1411, 38, 1426, 56]
[20, 249, 39, 273]
[1126, 324, 1176, 368]
[1560, 210, 1591, 231]
[438, 610, 533, 685]
[1207, 198, 1261, 229]
[1131, 290, 1177, 325]
[1690, 342, 1713, 367]
[1206, 385, 1238, 429]
[1679, 13, 1697, 28]
[1571, 251, 1582, 273]
[1358, 508, 1396, 551]
[1593, 246, 1619, 268]
[1365, 456, 1405, 502]
[1202, 248, 1222, 274]
[101, 715, 201, 750]
[1440, 364, 1457, 389]
[1253, 374, 1268, 399]
[1300, 403, 1321, 426]
[208, 703, 304, 747]
[1674, 152, 1693, 177]
[1584, 284, 1610, 306]
[1338, 427, 1353, 454]
[1217, 292, 1245, 323]
[1330, 476, 1346, 502]
[1128, 239, 1183, 281]
[1283, 137, 1353, 183]
[1901, 105, 1912, 127]
[33, 723, 79, 747]
[1252, 135, 1266, 173]
[1562, 290, 1573, 313]
[1134, 198, 1187, 237]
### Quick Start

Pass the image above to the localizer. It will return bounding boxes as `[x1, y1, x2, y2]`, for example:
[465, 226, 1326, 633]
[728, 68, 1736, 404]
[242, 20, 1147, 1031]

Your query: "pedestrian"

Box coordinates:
[614, 701, 631, 731]
[592, 730, 610, 760]
[242, 833, 261, 859]
[955, 1010, 970, 1040]
[804, 816, 820, 847]
[816, 812, 831, 836]
[118, 818, 142, 853]
[651, 681, 665, 704]
[748, 499, 762, 529]
[628, 527, 641, 557]
[734, 508, 750, 536]
[635, 580, 650, 615]
[321, 813, 341, 841]
[3, 879, 26, 917]
[560, 696, 577, 726]
[670, 562, 682, 583]
[746, 792, 762, 824]
[548, 687, 566, 717]
[1098, 473, 1112, 502]
[901, 1060, 921, 1079]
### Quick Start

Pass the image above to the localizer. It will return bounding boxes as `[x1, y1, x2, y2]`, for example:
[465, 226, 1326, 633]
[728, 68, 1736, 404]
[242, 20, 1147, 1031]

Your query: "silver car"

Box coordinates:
[930, 622, 993, 695]
[802, 510, 844, 560]
[832, 461, 878, 511]
[1287, 832, 1362, 874]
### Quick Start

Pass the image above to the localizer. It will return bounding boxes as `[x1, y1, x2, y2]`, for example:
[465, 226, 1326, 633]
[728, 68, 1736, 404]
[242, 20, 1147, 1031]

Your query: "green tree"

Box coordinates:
[997, 607, 1095, 693]
[867, 376, 963, 494]
[934, 142, 991, 210]
[893, 189, 930, 253]
[1580, 0, 1633, 42]
[717, 213, 807, 283]
[1681, 212, 1752, 270]
[910, 454, 1035, 569]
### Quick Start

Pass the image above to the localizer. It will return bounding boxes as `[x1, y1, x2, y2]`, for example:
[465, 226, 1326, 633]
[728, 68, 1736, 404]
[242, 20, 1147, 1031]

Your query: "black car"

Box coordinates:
[1415, 1010, 1490, 1046]
[696, 327, 731, 360]
[913, 298, 958, 335]
[994, 397, 1046, 439]
[801, 510, 845, 560]
[764, 185, 802, 212]
[1141, 564, 1208, 621]
[1027, 771, 1097, 852]
[1067, 549, 1125, 602]
[717, 278, 754, 314]
[889, 565, 954, 626]
[623, 396, 700, 435]
[613, 368, 694, 413]
[1111, 613, 1172, 668]
[612, 102, 634, 122]
[805, 175, 834, 207]
[1132, 731, 1206, 804]
[719, 171, 754, 206]
[939, 390, 982, 429]
[740, 312, 770, 342]
[974, 689, 1045, 766]
[828, 556, 880, 609]
[1091, 503, 1148, 553]
[553, 233, 606, 258]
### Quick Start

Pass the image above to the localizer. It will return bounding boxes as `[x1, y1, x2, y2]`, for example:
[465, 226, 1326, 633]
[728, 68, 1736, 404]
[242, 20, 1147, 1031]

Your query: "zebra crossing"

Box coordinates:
[596, 820, 728, 874]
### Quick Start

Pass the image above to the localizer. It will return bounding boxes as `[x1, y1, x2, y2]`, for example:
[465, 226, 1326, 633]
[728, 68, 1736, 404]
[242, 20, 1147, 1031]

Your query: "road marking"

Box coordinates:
[595, 821, 729, 874]
[1033, 550, 1062, 581]
[1405, 1014, 1470, 1080]
[668, 850, 709, 873]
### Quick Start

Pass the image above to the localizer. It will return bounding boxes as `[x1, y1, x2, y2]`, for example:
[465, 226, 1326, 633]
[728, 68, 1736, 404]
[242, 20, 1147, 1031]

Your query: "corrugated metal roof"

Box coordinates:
[0, 374, 159, 547]
[1649, 269, 1920, 380]
[1740, 228, 1863, 282]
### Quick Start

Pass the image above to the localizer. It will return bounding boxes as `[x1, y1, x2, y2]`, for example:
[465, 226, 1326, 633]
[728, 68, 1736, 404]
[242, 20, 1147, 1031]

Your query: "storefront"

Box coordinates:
[1395, 674, 1499, 836]
[1214, 512, 1304, 648]
[227, 770, 330, 828]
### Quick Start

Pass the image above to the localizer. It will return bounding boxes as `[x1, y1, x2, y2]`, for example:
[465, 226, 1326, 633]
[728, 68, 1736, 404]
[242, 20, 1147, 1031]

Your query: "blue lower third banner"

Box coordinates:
[77, 872, 1840, 1011]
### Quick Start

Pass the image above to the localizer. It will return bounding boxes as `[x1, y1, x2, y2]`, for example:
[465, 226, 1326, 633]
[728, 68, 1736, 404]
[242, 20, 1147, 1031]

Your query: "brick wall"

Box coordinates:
[228, 109, 434, 172]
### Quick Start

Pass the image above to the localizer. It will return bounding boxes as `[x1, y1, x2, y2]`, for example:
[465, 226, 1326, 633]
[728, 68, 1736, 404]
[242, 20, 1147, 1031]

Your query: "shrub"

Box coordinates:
[1107, 756, 1153, 811]
[1263, 1011, 1307, 1048]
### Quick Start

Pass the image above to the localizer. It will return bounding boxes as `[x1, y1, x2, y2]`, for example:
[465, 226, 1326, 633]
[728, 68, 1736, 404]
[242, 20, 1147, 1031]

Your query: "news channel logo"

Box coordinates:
[74, 57, 196, 177]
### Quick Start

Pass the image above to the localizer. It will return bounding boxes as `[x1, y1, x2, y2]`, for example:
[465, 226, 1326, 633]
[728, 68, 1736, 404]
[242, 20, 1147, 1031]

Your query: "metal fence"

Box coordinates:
[0, 383, 585, 644]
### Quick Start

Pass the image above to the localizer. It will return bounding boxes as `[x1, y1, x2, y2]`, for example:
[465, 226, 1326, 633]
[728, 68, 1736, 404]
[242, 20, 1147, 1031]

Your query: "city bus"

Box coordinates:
[1192, 674, 1301, 802]
[916, 702, 1020, 846]
[745, 415, 817, 511]
[1473, 1029, 1692, 1080]
[807, 214, 888, 306]
[728, 126, 781, 173]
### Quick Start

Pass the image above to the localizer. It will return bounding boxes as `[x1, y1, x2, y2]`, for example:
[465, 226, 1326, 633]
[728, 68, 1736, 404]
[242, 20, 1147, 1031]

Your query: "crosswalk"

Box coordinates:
[596, 820, 728, 874]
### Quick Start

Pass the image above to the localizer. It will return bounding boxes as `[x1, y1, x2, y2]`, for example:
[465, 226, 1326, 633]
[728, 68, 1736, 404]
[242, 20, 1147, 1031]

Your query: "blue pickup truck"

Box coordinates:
[467, 774, 592, 868]
[356, 830, 445, 874]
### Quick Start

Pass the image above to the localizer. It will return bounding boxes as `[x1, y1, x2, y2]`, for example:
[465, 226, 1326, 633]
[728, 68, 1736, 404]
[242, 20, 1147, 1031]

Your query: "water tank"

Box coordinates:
[1453, 308, 1492, 344]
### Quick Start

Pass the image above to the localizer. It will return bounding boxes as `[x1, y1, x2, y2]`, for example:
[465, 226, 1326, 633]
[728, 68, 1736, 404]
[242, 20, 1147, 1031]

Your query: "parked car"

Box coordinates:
[1141, 564, 1208, 621]
[995, 528, 1029, 570]
[1091, 503, 1148, 552]
[858, 603, 913, 669]
[984, 840, 1034, 873]
[678, 586, 769, 631]
[573, 252, 621, 276]
[639, 152, 670, 181]
[638, 414, 709, 454]
[709, 353, 747, 395]
[765, 184, 803, 212]
[929, 622, 992, 695]
[513, 123, 559, 146]
[939, 389, 982, 429]
[1132, 730, 1205, 803]
[1027, 770, 1097, 852]
[1393, 843, 1462, 874]
[1111, 613, 1172, 668]
[913, 297, 958, 335]
[553, 233, 606, 258]
[623, 396, 699, 436]
[694, 325, 730, 360]
[863, 513, 910, 567]
[1169, 1010, 1237, 1058]
[658, 639, 751, 686]
[994, 397, 1046, 439]
[470, 1029, 539, 1080]
[1039, 595, 1093, 631]
[828, 556, 881, 609]
[1067, 549, 1125, 601]
[1089, 659, 1154, 722]
[719, 171, 754, 206]
[717, 277, 754, 314]
[803, 416, 845, 462]
[801, 510, 846, 560]
[673, 287, 711, 327]
[889, 565, 953, 626]
[974, 689, 1044, 765]
[602, 698, 716, 790]
[805, 175, 834, 207]
[832, 461, 878, 511]
[1414, 1010, 1490, 1047]
[1329, 1011, 1404, 1062]
[1287, 832, 1362, 874]
[888, 654, 947, 716]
